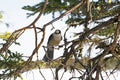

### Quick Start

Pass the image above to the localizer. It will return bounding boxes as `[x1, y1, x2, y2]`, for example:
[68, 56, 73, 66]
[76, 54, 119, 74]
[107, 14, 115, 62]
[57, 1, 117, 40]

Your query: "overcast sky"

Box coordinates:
[0, 1, 72, 80]
[0, 0, 68, 60]
[0, 1, 120, 80]
[0, 0, 113, 61]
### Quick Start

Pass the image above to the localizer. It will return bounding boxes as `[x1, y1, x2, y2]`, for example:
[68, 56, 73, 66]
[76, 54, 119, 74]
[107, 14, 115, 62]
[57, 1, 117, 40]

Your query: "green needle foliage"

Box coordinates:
[0, 0, 120, 80]
[23, 0, 120, 26]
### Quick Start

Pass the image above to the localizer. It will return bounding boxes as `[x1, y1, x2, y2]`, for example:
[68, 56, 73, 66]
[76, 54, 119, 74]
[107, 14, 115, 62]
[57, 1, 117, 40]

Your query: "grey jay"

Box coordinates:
[43, 29, 62, 62]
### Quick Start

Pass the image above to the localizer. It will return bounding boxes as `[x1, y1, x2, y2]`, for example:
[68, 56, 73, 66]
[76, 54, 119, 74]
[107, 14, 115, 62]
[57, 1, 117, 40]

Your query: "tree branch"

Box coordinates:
[91, 15, 120, 61]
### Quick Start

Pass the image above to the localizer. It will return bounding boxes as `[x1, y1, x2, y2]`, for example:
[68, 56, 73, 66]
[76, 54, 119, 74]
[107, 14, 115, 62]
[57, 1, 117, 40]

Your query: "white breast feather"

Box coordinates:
[51, 34, 61, 46]
[53, 34, 61, 41]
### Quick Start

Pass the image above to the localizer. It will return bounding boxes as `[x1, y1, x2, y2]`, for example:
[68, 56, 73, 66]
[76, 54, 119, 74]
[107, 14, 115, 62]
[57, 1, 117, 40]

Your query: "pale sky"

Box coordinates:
[0, 0, 69, 60]
[0, 1, 78, 80]
[0, 0, 38, 29]
[0, 0, 119, 60]
[0, 0, 43, 59]
[0, 1, 120, 80]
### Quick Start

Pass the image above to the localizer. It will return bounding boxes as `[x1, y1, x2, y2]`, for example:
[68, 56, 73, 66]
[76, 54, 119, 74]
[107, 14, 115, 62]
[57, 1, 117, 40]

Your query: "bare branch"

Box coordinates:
[0, 0, 48, 54]
[43, 0, 85, 28]
[91, 15, 120, 61]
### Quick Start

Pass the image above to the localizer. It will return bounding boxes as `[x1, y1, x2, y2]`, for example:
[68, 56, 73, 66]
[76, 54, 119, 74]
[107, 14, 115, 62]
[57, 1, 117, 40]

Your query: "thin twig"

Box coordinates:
[28, 0, 48, 26]
[49, 68, 55, 80]
[38, 64, 47, 80]
[44, 0, 85, 27]
[24, 0, 48, 63]
[60, 71, 65, 80]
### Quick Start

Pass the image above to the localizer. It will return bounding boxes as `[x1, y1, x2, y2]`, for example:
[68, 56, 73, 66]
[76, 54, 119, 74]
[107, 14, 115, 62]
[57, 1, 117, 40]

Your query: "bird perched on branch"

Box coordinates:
[43, 29, 62, 62]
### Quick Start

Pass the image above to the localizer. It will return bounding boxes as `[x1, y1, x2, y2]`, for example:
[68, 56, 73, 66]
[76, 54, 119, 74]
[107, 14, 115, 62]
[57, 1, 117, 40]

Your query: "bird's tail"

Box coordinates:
[42, 48, 54, 62]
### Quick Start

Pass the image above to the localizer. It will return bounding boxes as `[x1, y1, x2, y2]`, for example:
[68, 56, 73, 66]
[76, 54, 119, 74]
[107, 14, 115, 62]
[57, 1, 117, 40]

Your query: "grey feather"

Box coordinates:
[42, 47, 54, 62]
